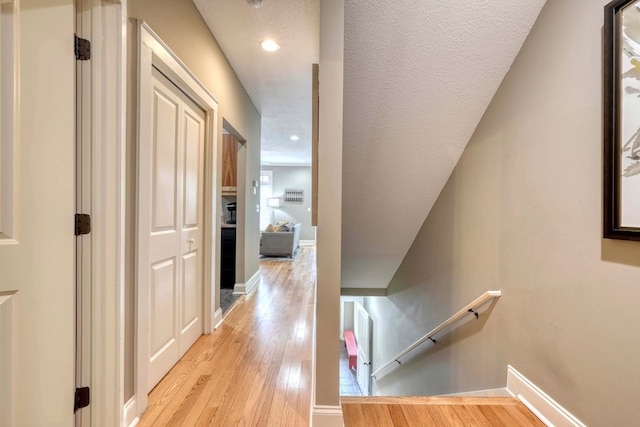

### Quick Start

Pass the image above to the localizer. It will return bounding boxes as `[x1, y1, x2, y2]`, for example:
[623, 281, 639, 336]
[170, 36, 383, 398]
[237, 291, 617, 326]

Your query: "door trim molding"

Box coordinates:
[135, 21, 219, 417]
[0, 0, 20, 244]
[76, 0, 127, 425]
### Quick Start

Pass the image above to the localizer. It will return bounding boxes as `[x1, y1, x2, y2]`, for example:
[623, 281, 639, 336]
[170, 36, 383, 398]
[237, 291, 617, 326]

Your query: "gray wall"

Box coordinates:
[265, 166, 315, 241]
[125, 0, 262, 400]
[364, 1, 640, 426]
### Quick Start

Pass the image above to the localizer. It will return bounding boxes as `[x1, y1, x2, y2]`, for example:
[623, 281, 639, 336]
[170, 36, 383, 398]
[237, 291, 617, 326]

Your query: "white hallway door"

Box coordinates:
[143, 67, 205, 391]
[355, 302, 372, 396]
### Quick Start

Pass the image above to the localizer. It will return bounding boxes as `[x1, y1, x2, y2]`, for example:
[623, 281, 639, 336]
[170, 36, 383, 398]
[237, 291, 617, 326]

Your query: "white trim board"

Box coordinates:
[506, 365, 586, 427]
[300, 240, 316, 246]
[312, 405, 343, 427]
[233, 270, 260, 295]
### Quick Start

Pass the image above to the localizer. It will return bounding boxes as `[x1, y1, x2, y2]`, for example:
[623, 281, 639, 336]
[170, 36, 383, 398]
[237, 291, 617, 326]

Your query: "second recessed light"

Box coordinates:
[261, 39, 280, 52]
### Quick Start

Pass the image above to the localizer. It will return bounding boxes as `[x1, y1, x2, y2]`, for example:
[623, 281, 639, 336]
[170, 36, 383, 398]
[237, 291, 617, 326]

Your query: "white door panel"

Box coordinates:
[182, 252, 199, 329]
[152, 88, 179, 232]
[178, 91, 204, 356]
[354, 302, 372, 395]
[183, 111, 201, 228]
[149, 258, 178, 357]
[143, 68, 204, 391]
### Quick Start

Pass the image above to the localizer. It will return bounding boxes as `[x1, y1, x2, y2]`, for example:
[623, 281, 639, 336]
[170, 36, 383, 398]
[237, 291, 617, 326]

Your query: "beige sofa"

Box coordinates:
[260, 223, 301, 257]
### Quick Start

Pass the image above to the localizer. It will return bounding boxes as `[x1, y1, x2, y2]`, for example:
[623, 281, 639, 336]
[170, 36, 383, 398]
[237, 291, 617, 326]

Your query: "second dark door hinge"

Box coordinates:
[74, 35, 91, 61]
[75, 214, 91, 236]
[74, 387, 90, 411]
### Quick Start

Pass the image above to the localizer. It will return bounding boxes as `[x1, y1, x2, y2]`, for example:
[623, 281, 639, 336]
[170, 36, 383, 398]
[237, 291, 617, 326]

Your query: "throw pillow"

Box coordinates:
[265, 224, 274, 232]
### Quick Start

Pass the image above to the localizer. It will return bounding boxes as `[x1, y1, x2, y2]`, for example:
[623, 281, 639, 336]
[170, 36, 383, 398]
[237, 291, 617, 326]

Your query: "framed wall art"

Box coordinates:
[604, 0, 640, 240]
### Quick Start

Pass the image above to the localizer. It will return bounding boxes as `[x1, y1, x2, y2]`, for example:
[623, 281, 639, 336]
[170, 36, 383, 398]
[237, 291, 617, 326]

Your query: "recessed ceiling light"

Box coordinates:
[246, 0, 264, 8]
[290, 135, 299, 141]
[261, 39, 280, 52]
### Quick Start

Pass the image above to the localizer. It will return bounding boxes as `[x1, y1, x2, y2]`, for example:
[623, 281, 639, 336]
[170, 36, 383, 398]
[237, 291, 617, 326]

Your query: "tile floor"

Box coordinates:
[340, 340, 363, 397]
[220, 288, 240, 313]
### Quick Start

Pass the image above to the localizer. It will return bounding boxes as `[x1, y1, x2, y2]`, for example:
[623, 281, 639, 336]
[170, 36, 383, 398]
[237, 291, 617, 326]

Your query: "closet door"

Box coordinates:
[143, 67, 204, 391]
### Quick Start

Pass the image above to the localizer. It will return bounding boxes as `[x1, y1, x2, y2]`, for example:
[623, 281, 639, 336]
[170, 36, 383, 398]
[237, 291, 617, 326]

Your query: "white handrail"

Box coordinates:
[371, 290, 501, 378]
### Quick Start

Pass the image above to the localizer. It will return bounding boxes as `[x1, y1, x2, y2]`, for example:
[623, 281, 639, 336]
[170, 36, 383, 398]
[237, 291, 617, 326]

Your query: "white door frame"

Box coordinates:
[135, 21, 219, 418]
[75, 0, 127, 426]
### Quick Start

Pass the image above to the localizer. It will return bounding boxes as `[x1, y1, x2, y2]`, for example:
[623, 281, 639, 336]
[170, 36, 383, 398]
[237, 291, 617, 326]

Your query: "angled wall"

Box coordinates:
[364, 1, 640, 426]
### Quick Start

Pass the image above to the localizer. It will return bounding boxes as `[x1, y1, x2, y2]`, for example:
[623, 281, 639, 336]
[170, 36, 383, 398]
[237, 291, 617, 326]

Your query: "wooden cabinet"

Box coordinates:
[222, 133, 237, 193]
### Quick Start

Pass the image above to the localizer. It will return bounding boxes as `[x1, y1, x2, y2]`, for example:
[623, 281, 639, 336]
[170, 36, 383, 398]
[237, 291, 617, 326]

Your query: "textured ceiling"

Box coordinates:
[341, 0, 546, 288]
[193, 0, 319, 165]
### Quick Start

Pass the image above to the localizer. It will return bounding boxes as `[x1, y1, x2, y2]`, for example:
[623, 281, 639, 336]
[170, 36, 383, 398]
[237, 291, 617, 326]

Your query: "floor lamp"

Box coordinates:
[267, 197, 281, 224]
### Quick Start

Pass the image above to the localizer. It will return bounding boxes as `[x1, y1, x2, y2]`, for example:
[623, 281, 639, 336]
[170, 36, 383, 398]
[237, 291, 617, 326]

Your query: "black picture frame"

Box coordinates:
[604, 0, 640, 241]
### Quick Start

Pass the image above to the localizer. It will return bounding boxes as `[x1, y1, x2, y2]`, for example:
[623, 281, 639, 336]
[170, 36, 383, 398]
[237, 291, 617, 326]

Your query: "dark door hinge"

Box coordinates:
[74, 35, 91, 61]
[75, 214, 91, 236]
[74, 387, 90, 411]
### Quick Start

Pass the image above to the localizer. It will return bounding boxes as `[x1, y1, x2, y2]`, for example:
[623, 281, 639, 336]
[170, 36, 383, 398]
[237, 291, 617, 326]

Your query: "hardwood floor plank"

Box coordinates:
[165, 374, 210, 427]
[193, 406, 216, 426]
[399, 403, 438, 426]
[362, 403, 394, 426]
[386, 404, 409, 426]
[461, 405, 493, 427]
[341, 403, 366, 427]
[503, 403, 547, 426]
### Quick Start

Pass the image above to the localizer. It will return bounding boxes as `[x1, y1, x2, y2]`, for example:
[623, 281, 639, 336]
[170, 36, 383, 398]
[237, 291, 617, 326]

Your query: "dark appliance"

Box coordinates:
[226, 202, 237, 224]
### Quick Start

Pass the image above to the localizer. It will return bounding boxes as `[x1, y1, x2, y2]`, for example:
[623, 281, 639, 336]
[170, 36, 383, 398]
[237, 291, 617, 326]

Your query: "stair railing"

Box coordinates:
[371, 290, 501, 379]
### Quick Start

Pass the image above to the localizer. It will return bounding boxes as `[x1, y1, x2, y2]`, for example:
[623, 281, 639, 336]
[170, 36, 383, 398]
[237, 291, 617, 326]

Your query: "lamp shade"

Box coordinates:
[266, 197, 281, 208]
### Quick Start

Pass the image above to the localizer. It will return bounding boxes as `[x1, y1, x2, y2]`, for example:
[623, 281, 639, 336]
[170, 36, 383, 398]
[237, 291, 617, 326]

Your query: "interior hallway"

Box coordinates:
[138, 246, 316, 426]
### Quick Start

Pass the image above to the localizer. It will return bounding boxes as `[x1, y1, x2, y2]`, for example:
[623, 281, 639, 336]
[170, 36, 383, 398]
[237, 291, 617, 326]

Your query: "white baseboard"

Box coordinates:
[300, 240, 316, 246]
[123, 396, 139, 427]
[233, 270, 260, 295]
[312, 405, 343, 427]
[213, 307, 223, 330]
[506, 365, 586, 427]
[442, 387, 511, 397]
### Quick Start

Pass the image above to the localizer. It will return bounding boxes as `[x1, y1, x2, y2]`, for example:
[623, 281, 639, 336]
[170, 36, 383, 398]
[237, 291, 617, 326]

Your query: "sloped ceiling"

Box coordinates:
[341, 1, 546, 289]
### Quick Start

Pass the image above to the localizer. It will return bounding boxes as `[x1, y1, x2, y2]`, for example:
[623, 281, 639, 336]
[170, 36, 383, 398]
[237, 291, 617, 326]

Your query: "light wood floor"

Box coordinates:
[138, 247, 315, 426]
[342, 396, 546, 427]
